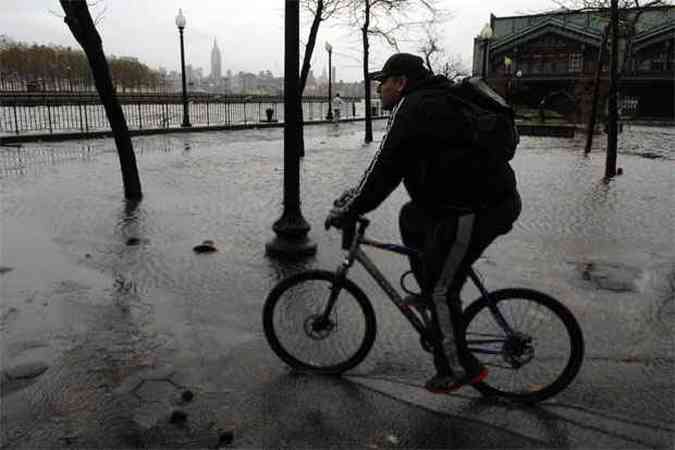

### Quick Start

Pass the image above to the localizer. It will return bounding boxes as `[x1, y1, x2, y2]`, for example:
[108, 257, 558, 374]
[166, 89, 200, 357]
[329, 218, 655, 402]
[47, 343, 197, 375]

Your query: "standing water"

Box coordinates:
[0, 121, 673, 446]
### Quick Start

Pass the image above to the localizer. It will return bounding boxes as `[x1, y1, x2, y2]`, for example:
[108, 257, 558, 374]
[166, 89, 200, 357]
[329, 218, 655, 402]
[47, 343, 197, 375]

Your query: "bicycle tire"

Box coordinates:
[463, 288, 584, 403]
[263, 270, 377, 374]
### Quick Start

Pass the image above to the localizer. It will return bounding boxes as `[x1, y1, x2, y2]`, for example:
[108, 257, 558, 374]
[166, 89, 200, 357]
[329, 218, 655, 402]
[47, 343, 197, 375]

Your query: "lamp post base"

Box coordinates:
[265, 235, 317, 258]
[181, 122, 192, 128]
[266, 212, 317, 259]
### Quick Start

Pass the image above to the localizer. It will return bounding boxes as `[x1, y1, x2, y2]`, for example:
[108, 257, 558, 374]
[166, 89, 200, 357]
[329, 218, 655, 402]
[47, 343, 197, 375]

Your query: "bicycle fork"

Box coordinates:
[313, 258, 351, 332]
[468, 269, 516, 337]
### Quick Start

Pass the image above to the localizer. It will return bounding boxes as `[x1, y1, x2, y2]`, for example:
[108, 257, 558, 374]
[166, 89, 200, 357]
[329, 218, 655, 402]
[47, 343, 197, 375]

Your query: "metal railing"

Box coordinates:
[0, 93, 383, 136]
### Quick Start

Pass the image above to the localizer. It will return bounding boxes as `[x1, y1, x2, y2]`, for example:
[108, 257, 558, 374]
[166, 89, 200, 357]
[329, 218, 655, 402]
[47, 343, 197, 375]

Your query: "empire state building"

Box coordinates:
[211, 38, 222, 80]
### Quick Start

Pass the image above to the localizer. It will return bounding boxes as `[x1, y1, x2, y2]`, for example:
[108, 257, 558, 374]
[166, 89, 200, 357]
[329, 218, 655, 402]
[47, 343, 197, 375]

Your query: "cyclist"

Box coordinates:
[325, 53, 521, 393]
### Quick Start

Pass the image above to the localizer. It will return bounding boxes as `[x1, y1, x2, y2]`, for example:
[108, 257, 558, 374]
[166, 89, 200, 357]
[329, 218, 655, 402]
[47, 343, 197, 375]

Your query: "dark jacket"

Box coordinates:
[345, 74, 518, 216]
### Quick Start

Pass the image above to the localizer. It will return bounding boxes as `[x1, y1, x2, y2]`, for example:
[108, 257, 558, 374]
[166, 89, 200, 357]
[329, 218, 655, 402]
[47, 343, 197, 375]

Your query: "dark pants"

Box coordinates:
[399, 193, 522, 372]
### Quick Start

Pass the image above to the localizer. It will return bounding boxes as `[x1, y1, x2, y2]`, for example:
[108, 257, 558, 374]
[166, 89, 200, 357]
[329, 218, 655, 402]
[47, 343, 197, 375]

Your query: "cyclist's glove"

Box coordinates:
[333, 187, 357, 208]
[325, 188, 358, 230]
[324, 205, 355, 230]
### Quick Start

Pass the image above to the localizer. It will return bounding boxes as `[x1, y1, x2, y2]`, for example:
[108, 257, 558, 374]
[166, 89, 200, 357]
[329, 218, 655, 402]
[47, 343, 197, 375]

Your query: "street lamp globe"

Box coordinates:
[479, 23, 493, 40]
[479, 23, 493, 79]
[175, 8, 186, 30]
[176, 8, 191, 127]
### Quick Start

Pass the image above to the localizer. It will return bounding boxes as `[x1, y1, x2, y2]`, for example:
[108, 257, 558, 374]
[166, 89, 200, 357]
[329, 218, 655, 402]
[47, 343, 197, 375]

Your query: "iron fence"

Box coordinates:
[0, 93, 382, 136]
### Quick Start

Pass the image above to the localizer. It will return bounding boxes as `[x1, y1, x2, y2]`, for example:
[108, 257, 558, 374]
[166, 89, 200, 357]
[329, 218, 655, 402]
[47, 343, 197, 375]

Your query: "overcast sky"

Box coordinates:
[2, 0, 554, 81]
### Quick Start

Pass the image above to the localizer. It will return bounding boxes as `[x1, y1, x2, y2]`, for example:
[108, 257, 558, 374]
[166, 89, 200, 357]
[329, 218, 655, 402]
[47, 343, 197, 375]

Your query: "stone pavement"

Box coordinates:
[1, 122, 673, 448]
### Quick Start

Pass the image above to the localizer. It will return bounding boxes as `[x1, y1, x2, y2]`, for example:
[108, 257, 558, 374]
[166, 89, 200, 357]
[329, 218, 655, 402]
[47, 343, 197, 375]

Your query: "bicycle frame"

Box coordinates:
[323, 218, 517, 347]
[264, 217, 583, 402]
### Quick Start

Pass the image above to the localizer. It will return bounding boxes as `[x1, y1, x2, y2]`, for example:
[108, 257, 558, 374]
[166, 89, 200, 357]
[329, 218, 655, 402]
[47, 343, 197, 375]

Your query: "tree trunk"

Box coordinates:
[605, 0, 619, 179]
[362, 0, 373, 143]
[300, 1, 323, 91]
[584, 25, 610, 154]
[621, 23, 637, 76]
[297, 0, 325, 159]
[622, 2, 659, 75]
[60, 0, 142, 199]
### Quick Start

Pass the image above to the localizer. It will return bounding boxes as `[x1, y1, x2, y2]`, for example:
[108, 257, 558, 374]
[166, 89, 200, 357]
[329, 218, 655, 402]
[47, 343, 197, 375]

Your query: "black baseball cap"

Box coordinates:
[369, 53, 428, 81]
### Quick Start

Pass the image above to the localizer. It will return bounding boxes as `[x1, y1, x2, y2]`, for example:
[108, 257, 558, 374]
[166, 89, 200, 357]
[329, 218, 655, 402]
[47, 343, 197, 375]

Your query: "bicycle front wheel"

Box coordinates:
[263, 270, 377, 374]
[464, 288, 584, 403]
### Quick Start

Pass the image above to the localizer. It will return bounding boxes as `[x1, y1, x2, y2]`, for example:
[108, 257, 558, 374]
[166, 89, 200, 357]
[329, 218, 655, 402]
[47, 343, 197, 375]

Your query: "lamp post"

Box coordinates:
[265, 0, 317, 258]
[480, 23, 493, 80]
[65, 66, 73, 92]
[325, 41, 333, 121]
[175, 8, 191, 127]
[504, 57, 512, 104]
[514, 69, 522, 111]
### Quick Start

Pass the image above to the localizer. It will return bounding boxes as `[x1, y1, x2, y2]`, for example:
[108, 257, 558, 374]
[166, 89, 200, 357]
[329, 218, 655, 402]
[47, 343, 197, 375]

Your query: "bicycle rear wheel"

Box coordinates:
[464, 288, 584, 403]
[263, 270, 377, 374]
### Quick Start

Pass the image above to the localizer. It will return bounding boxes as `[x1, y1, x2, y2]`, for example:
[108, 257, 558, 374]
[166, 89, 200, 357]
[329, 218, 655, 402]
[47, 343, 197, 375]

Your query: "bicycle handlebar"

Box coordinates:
[341, 222, 355, 250]
[340, 216, 370, 250]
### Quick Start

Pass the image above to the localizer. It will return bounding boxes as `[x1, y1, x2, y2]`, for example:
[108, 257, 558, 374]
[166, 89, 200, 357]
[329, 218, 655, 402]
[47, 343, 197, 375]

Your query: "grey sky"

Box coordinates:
[2, 0, 553, 81]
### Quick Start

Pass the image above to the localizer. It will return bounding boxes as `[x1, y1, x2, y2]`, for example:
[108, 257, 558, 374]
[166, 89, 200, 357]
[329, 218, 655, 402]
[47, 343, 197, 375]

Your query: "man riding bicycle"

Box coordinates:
[325, 53, 521, 393]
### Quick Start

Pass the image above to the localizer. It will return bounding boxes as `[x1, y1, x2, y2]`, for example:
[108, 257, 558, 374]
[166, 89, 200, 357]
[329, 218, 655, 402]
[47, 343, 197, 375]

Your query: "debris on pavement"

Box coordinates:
[193, 240, 217, 253]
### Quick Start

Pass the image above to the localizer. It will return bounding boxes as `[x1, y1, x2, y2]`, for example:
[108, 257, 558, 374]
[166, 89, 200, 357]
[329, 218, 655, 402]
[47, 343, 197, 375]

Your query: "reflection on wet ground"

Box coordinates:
[0, 122, 673, 448]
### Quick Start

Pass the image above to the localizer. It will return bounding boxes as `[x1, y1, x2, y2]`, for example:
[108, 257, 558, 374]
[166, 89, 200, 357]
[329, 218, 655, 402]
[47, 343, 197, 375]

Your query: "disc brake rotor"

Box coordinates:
[503, 333, 535, 367]
[303, 314, 336, 340]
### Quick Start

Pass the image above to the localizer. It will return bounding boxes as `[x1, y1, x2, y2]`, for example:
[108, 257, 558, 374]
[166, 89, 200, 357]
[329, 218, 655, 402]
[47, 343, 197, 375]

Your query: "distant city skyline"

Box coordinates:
[210, 38, 222, 80]
[2, 0, 556, 82]
[2, 30, 345, 87]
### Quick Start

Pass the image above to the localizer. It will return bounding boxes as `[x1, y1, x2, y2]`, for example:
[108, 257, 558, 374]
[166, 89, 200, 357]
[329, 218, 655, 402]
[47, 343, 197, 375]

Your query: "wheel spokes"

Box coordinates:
[467, 296, 574, 396]
[272, 278, 368, 370]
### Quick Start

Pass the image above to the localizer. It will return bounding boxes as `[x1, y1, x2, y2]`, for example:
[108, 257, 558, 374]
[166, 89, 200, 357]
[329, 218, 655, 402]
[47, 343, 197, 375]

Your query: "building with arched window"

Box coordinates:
[473, 5, 674, 121]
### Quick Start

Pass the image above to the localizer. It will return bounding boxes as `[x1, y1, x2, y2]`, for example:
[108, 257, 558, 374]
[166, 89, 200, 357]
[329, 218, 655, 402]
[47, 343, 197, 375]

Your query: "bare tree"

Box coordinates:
[297, 0, 348, 157]
[418, 22, 469, 80]
[419, 23, 442, 72]
[584, 24, 610, 154]
[438, 55, 471, 81]
[59, 0, 142, 199]
[300, 0, 348, 91]
[577, 0, 665, 156]
[606, 0, 620, 178]
[349, 0, 440, 143]
[555, 0, 666, 167]
[358, 0, 374, 142]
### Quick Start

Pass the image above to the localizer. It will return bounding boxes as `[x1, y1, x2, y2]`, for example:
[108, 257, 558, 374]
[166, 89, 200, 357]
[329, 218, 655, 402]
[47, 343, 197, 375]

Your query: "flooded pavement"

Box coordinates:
[1, 122, 673, 448]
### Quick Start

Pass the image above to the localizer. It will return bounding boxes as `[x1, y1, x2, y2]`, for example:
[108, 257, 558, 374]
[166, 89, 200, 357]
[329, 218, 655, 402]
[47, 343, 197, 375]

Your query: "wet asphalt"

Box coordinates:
[1, 121, 673, 449]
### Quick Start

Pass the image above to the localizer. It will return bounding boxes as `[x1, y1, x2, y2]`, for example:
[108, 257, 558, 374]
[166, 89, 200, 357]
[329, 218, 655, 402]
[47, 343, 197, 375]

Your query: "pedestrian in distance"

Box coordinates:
[333, 92, 345, 124]
[325, 53, 522, 393]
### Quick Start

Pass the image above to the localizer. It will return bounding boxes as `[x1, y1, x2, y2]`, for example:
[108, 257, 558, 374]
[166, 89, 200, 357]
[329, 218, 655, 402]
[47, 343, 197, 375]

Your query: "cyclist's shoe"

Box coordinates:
[424, 365, 488, 394]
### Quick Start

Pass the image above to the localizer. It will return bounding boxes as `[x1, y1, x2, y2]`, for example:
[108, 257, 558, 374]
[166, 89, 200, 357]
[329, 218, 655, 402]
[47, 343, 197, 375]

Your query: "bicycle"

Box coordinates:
[263, 217, 585, 403]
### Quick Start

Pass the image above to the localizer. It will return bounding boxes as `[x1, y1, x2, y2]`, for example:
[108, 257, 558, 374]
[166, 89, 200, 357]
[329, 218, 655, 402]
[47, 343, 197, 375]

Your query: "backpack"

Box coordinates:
[447, 76, 519, 165]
